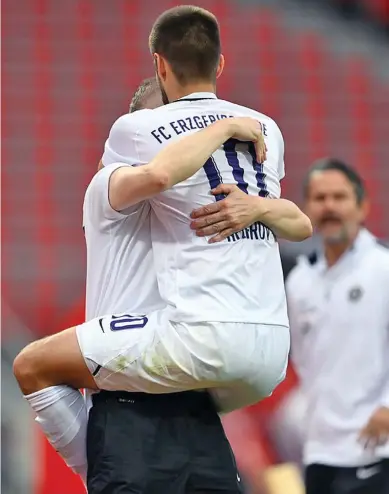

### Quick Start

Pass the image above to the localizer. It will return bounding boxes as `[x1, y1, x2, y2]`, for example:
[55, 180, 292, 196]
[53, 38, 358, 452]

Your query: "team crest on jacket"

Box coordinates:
[348, 286, 363, 302]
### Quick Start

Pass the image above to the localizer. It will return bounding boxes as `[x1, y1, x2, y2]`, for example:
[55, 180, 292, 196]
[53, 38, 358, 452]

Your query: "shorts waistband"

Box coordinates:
[92, 390, 216, 410]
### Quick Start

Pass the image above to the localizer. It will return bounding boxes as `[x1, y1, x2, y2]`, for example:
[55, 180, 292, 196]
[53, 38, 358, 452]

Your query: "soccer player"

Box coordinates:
[86, 78, 246, 494]
[129, 76, 164, 113]
[14, 5, 312, 485]
[87, 6, 312, 412]
[13, 95, 267, 484]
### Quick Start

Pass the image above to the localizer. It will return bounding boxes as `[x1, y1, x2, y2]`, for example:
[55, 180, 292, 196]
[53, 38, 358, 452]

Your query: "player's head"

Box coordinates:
[97, 78, 162, 172]
[149, 5, 224, 104]
[303, 158, 368, 244]
[129, 77, 163, 113]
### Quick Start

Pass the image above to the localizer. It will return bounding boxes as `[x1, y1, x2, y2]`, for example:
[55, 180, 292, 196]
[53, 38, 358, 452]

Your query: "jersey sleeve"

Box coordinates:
[84, 163, 144, 224]
[102, 111, 153, 167]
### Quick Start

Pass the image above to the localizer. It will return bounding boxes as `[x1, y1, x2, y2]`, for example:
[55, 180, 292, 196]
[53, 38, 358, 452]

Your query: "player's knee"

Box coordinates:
[13, 340, 47, 395]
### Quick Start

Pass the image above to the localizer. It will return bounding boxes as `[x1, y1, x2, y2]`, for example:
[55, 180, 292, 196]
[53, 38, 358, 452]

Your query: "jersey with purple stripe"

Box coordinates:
[102, 92, 288, 327]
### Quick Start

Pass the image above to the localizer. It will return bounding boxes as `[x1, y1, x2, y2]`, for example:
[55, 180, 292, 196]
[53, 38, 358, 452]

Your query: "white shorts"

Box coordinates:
[76, 309, 290, 413]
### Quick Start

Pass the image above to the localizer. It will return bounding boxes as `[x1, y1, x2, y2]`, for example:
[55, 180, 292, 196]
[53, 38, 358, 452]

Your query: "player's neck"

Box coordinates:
[169, 82, 216, 101]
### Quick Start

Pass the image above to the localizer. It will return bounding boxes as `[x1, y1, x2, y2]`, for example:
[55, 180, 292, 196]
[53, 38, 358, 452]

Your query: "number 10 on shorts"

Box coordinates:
[110, 314, 148, 332]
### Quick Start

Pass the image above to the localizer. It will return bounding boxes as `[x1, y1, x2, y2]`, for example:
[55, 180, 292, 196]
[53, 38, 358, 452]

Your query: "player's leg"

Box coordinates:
[208, 323, 290, 413]
[86, 389, 245, 494]
[211, 382, 270, 414]
[211, 361, 288, 414]
[13, 326, 98, 394]
[184, 392, 244, 494]
[14, 308, 215, 399]
[13, 308, 189, 484]
[98, 317, 288, 404]
[12, 305, 211, 484]
[382, 460, 389, 493]
[305, 464, 335, 494]
[87, 390, 195, 494]
[13, 325, 98, 484]
[333, 462, 387, 494]
[81, 310, 218, 394]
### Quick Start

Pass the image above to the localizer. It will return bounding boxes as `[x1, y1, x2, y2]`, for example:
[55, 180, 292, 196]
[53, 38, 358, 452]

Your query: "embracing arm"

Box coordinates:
[249, 196, 313, 241]
[107, 118, 265, 212]
[191, 184, 312, 243]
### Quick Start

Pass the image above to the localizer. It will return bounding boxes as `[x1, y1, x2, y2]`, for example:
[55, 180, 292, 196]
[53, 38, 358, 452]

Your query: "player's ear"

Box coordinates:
[154, 54, 167, 82]
[216, 54, 225, 79]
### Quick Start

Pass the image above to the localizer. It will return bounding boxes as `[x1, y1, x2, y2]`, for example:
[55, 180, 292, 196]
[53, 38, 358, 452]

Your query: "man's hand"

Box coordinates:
[358, 407, 389, 450]
[190, 184, 261, 243]
[191, 184, 312, 243]
[227, 117, 267, 163]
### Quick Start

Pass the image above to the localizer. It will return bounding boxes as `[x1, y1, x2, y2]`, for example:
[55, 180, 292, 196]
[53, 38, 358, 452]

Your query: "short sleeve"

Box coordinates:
[84, 163, 141, 224]
[102, 110, 153, 167]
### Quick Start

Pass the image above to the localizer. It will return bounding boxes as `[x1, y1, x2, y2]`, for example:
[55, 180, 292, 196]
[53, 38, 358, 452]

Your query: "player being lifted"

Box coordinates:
[14, 5, 312, 484]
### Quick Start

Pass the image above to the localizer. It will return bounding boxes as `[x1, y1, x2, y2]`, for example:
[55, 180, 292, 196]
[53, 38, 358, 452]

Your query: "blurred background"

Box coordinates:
[2, 0, 389, 493]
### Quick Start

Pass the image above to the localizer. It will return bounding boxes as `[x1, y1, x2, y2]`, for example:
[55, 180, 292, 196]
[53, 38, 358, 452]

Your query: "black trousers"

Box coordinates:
[87, 390, 245, 494]
[305, 461, 389, 494]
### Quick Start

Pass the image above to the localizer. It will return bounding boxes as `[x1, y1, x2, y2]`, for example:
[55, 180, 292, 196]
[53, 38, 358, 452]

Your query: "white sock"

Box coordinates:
[25, 385, 88, 485]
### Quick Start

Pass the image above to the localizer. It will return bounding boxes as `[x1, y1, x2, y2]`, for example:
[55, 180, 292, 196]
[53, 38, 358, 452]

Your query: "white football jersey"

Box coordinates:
[102, 92, 289, 327]
[83, 163, 163, 320]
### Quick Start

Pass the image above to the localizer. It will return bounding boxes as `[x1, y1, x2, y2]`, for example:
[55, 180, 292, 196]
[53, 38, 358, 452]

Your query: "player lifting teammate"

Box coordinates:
[14, 5, 312, 489]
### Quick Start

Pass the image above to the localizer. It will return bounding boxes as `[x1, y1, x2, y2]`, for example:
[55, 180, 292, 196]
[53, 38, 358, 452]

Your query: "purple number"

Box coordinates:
[203, 139, 268, 201]
[110, 314, 148, 332]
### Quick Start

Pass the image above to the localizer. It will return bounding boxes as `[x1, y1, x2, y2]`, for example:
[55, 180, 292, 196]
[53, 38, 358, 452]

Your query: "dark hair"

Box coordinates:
[129, 77, 159, 113]
[303, 157, 365, 204]
[149, 6, 221, 84]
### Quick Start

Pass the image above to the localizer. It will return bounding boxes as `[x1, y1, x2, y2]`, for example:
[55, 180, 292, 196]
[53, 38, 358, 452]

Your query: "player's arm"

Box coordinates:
[107, 117, 266, 212]
[190, 184, 312, 243]
[246, 194, 312, 241]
